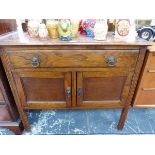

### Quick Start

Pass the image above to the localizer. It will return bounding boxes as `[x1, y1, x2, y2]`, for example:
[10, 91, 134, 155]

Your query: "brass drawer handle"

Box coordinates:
[31, 56, 40, 68]
[77, 88, 82, 97]
[105, 56, 117, 67]
[142, 88, 155, 91]
[66, 87, 71, 97]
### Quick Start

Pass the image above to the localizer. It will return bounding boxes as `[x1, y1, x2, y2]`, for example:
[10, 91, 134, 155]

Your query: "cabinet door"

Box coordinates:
[13, 71, 72, 109]
[77, 69, 132, 108]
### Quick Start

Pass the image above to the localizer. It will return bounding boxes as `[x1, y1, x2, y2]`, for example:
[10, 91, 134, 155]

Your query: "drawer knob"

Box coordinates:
[106, 56, 117, 66]
[31, 56, 40, 68]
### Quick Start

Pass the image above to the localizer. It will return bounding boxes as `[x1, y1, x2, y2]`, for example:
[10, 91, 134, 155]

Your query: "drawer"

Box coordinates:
[136, 90, 155, 105]
[141, 72, 155, 88]
[7, 50, 139, 69]
[0, 105, 12, 122]
[147, 52, 155, 69]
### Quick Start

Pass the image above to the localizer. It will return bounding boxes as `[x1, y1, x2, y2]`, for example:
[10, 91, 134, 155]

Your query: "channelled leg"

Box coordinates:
[19, 110, 30, 131]
[117, 107, 129, 130]
[7, 125, 23, 135]
[1, 121, 24, 135]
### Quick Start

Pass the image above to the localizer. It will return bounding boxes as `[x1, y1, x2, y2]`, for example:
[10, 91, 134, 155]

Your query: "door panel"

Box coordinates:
[77, 69, 132, 108]
[13, 71, 72, 109]
[22, 77, 66, 102]
[83, 76, 126, 101]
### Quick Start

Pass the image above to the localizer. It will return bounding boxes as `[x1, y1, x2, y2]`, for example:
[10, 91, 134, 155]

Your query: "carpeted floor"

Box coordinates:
[0, 108, 155, 135]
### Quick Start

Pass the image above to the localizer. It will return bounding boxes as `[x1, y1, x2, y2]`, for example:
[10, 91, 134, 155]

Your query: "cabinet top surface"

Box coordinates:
[0, 31, 151, 46]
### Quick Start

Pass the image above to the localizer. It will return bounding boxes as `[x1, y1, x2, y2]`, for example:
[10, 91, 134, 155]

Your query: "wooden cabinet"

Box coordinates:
[0, 59, 22, 134]
[133, 48, 155, 107]
[0, 33, 149, 131]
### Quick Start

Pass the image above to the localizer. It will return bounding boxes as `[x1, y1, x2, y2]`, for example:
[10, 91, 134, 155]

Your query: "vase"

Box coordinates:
[46, 20, 59, 39]
[27, 20, 40, 38]
[94, 19, 108, 40]
[70, 19, 80, 38]
[84, 19, 96, 38]
[58, 19, 72, 41]
[79, 19, 86, 35]
[38, 23, 48, 39]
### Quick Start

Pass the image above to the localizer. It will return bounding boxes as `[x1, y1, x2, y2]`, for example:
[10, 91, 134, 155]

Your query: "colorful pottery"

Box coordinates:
[58, 19, 72, 41]
[46, 20, 59, 39]
[27, 20, 40, 38]
[94, 19, 108, 40]
[84, 19, 96, 38]
[38, 23, 48, 39]
[70, 19, 80, 38]
[79, 19, 86, 35]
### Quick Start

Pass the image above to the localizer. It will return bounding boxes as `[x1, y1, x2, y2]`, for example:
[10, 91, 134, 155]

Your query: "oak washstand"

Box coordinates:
[0, 32, 150, 131]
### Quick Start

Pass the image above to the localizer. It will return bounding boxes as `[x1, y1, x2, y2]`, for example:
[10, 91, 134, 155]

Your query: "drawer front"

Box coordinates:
[147, 52, 155, 69]
[136, 90, 155, 105]
[0, 105, 12, 122]
[141, 72, 155, 88]
[7, 50, 139, 69]
[134, 52, 155, 107]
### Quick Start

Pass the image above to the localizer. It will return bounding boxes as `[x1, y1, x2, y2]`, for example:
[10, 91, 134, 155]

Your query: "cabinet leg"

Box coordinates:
[117, 107, 129, 130]
[0, 121, 24, 135]
[7, 124, 23, 135]
[19, 110, 30, 131]
[10, 127, 21, 135]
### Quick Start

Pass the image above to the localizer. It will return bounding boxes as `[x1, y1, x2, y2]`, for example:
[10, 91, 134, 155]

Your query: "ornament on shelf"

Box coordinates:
[38, 23, 48, 39]
[70, 19, 80, 38]
[94, 19, 108, 40]
[115, 19, 131, 39]
[84, 19, 96, 38]
[16, 19, 28, 42]
[58, 19, 72, 41]
[127, 20, 137, 41]
[79, 19, 86, 35]
[46, 20, 59, 39]
[27, 20, 40, 38]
